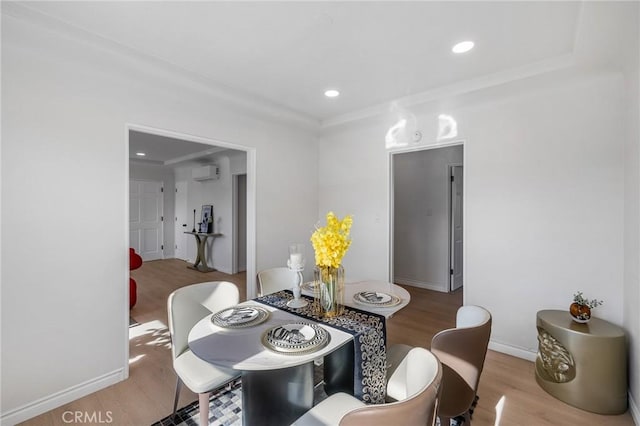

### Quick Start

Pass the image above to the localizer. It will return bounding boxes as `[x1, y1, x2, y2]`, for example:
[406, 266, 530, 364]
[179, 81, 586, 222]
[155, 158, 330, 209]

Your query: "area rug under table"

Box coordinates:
[152, 381, 242, 426]
[154, 385, 468, 426]
[154, 365, 326, 426]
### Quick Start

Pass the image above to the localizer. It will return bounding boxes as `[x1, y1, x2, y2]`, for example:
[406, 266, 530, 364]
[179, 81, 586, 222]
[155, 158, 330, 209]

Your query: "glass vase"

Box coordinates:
[314, 265, 345, 318]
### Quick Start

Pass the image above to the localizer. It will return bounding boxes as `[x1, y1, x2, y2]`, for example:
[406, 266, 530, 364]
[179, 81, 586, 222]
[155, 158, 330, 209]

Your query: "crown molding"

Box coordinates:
[2, 2, 321, 131]
[321, 53, 577, 129]
[3, 1, 583, 131]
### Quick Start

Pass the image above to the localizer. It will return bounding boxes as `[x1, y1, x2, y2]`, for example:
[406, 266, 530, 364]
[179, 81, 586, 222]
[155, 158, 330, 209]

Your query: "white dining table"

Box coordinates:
[188, 300, 352, 425]
[188, 281, 411, 425]
[189, 300, 352, 370]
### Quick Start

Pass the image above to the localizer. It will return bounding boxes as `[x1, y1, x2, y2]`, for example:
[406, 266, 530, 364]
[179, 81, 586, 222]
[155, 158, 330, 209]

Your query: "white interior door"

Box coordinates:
[130, 180, 164, 261]
[450, 165, 463, 291]
[174, 181, 189, 261]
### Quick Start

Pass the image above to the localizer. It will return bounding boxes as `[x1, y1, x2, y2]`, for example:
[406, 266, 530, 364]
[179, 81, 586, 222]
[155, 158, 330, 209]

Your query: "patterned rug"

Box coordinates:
[152, 381, 243, 426]
[153, 365, 326, 426]
[152, 374, 475, 425]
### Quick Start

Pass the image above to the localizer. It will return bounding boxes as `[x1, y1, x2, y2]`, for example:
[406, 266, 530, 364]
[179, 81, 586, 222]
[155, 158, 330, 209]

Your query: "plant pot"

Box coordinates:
[569, 302, 591, 323]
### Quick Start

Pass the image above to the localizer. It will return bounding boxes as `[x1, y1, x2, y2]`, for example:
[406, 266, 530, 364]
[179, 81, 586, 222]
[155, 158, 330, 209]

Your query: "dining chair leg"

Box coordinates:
[439, 416, 451, 426]
[199, 392, 210, 426]
[464, 410, 472, 425]
[172, 377, 183, 417]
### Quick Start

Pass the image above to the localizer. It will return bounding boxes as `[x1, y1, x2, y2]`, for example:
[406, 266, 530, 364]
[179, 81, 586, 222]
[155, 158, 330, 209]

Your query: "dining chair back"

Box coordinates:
[430, 305, 492, 426]
[257, 267, 299, 296]
[291, 347, 442, 426]
[167, 281, 241, 425]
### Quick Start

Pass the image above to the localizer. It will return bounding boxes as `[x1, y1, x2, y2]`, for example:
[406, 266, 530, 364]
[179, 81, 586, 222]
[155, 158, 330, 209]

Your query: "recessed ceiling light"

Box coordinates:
[136, 152, 146, 156]
[324, 89, 340, 98]
[452, 41, 474, 54]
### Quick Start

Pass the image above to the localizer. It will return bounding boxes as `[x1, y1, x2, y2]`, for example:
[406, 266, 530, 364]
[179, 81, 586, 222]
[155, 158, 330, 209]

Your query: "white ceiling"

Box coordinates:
[129, 131, 234, 165]
[21, 1, 582, 125]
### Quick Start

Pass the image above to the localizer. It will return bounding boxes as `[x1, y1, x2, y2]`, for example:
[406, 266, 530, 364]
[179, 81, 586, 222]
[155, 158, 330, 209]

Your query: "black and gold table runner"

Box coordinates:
[256, 290, 387, 404]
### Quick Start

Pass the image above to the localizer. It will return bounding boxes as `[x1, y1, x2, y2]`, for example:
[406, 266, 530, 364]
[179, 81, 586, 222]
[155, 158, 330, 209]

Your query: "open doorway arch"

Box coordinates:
[125, 123, 256, 375]
[389, 141, 465, 295]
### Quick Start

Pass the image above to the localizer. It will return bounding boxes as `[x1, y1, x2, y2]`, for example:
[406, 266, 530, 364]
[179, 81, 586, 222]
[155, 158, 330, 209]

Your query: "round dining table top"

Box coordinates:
[189, 281, 411, 371]
[188, 300, 352, 371]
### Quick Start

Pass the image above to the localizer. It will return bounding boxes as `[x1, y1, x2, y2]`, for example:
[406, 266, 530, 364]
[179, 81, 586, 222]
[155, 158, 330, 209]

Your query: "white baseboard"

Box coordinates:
[629, 391, 639, 425]
[0, 368, 125, 426]
[175, 258, 232, 275]
[488, 340, 537, 362]
[394, 277, 447, 293]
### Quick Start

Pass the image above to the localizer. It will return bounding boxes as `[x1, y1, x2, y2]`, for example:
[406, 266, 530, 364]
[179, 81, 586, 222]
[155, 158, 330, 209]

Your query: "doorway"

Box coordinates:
[233, 174, 247, 273]
[128, 126, 254, 282]
[390, 143, 464, 293]
[126, 124, 257, 376]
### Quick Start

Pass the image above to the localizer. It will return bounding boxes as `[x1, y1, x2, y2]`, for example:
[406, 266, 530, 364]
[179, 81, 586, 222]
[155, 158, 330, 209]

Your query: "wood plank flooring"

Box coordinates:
[20, 259, 634, 425]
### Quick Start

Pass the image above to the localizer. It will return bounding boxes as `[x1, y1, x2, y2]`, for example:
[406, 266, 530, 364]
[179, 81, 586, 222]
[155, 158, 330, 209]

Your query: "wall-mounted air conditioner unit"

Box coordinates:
[192, 165, 220, 181]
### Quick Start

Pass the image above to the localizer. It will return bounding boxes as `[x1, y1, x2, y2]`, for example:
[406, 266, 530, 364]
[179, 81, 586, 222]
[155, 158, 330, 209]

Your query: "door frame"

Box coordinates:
[174, 180, 189, 261]
[388, 140, 466, 296]
[124, 123, 257, 377]
[448, 163, 463, 291]
[231, 173, 247, 274]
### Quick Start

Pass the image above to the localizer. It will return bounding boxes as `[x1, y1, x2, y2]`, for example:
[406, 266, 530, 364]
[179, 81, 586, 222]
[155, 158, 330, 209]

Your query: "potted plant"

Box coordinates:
[569, 291, 603, 323]
[310, 212, 353, 318]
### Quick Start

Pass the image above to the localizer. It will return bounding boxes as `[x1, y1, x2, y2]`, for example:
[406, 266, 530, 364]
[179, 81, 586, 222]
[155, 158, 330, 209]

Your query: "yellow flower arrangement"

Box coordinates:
[310, 211, 353, 268]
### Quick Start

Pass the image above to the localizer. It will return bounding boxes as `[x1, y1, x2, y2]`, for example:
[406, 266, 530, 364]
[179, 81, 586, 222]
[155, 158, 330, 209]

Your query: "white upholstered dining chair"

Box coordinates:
[257, 267, 299, 296]
[167, 281, 241, 425]
[291, 347, 442, 426]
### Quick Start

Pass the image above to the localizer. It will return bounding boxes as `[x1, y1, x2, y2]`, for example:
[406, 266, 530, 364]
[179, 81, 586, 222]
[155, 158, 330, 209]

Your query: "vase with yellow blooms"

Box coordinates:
[310, 212, 353, 317]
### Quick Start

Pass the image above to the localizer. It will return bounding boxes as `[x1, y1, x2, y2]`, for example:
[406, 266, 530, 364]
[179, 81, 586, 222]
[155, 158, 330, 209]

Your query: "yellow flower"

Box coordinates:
[311, 212, 353, 268]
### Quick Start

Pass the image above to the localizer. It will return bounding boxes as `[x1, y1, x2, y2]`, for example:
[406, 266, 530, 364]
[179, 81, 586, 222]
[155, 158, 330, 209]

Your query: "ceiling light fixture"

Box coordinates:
[324, 89, 340, 98]
[452, 41, 474, 54]
[136, 152, 146, 156]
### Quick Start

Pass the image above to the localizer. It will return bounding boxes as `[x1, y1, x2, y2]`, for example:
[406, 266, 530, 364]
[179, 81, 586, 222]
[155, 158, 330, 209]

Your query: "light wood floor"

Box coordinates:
[21, 259, 634, 425]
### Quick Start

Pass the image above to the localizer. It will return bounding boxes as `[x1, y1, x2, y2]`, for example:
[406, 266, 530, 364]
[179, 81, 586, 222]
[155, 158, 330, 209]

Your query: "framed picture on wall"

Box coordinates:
[200, 205, 213, 233]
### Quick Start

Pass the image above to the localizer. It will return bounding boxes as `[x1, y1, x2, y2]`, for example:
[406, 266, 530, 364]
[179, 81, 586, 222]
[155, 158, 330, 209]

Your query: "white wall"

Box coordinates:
[317, 119, 391, 282]
[319, 70, 626, 360]
[393, 145, 463, 292]
[570, 2, 639, 420]
[174, 152, 247, 274]
[204, 154, 240, 273]
[130, 162, 176, 258]
[175, 166, 205, 263]
[1, 14, 318, 424]
[3, 3, 638, 425]
[624, 65, 640, 422]
[622, 3, 640, 420]
[464, 72, 625, 356]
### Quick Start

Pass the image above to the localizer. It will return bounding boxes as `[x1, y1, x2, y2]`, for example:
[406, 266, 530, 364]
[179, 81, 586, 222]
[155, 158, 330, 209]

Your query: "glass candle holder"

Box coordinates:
[288, 243, 305, 271]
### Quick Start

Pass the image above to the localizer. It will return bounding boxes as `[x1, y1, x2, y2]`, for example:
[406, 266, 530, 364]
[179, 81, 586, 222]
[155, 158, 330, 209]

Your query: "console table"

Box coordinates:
[535, 310, 627, 414]
[184, 232, 222, 272]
